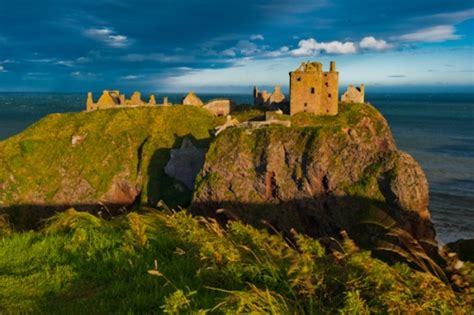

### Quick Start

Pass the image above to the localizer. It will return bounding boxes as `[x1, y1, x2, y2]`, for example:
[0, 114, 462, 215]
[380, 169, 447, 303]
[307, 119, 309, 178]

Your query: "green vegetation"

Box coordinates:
[215, 105, 265, 125]
[0, 106, 216, 223]
[0, 208, 471, 313]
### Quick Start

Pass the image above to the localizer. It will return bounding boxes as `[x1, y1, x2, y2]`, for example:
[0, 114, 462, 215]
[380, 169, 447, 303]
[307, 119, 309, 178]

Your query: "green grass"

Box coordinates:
[0, 209, 471, 313]
[0, 106, 216, 224]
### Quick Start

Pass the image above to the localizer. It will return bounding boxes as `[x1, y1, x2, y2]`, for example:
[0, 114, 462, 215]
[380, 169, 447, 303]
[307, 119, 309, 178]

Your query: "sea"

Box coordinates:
[0, 92, 473, 244]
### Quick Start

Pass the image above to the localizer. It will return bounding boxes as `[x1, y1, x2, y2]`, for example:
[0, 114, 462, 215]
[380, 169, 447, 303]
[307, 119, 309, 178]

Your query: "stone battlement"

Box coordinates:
[86, 90, 156, 111]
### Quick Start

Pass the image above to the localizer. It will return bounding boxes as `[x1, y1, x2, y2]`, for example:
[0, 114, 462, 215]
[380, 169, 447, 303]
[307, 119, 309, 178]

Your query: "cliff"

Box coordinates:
[192, 103, 436, 247]
[0, 106, 216, 227]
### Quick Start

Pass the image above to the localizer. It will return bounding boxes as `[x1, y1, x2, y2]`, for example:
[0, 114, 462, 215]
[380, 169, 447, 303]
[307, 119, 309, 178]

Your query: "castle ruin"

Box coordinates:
[86, 90, 156, 111]
[341, 84, 365, 104]
[289, 61, 339, 116]
[253, 86, 286, 107]
[181, 91, 204, 106]
[182, 91, 235, 116]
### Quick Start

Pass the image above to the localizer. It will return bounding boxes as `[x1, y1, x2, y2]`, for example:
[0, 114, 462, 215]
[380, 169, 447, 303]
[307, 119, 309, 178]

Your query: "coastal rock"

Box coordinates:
[445, 239, 474, 262]
[0, 106, 215, 228]
[191, 103, 436, 246]
[164, 138, 206, 190]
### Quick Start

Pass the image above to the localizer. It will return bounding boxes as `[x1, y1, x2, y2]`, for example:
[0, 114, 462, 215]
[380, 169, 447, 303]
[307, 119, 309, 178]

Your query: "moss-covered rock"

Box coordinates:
[0, 106, 216, 228]
[192, 103, 436, 247]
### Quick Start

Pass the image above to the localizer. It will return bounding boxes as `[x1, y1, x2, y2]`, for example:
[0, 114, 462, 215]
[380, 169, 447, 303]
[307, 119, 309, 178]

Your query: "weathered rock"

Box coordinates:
[164, 138, 206, 190]
[191, 103, 436, 247]
[0, 106, 216, 228]
[445, 239, 474, 262]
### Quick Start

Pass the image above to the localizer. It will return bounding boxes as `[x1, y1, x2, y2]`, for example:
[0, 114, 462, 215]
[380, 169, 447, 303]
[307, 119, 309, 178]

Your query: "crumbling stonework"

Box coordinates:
[253, 86, 286, 107]
[182, 91, 204, 106]
[341, 84, 365, 104]
[130, 92, 143, 105]
[149, 95, 156, 105]
[203, 99, 236, 116]
[86, 90, 157, 111]
[289, 61, 339, 116]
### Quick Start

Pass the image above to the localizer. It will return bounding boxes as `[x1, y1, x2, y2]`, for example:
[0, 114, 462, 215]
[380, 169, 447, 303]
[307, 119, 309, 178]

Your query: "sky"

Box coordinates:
[0, 0, 473, 93]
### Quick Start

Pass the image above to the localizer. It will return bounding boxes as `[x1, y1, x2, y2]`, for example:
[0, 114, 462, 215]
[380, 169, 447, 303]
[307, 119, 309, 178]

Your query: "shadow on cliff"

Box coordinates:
[190, 195, 437, 255]
[0, 194, 435, 259]
[0, 134, 211, 230]
[145, 133, 210, 209]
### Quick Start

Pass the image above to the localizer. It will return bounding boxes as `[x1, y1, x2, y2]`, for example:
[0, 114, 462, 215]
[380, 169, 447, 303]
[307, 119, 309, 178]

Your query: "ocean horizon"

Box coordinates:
[0, 91, 473, 243]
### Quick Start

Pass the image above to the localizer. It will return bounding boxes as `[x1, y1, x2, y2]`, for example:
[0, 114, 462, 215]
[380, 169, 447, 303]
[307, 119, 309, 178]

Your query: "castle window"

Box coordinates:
[328, 93, 332, 98]
[304, 103, 307, 107]
[297, 77, 301, 82]
[325, 82, 329, 87]
[311, 87, 315, 94]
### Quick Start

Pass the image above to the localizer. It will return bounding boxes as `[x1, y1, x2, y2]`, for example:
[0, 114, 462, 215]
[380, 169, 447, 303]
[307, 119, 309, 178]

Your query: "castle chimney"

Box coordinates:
[360, 84, 365, 96]
[330, 61, 336, 72]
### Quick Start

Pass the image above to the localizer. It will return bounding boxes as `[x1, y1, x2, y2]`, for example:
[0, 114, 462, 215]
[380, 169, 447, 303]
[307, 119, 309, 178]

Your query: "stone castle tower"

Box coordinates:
[289, 61, 339, 115]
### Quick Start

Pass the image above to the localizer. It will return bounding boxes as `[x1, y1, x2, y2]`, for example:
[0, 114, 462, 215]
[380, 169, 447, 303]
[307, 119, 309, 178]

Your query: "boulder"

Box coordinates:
[191, 103, 436, 247]
[164, 138, 206, 190]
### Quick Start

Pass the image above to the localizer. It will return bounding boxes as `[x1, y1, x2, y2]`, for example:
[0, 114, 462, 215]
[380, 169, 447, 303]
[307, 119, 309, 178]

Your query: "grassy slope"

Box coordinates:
[0, 106, 216, 210]
[0, 209, 471, 314]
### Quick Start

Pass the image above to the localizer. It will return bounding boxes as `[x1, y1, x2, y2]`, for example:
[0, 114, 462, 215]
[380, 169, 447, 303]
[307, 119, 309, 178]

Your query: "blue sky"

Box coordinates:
[0, 0, 473, 92]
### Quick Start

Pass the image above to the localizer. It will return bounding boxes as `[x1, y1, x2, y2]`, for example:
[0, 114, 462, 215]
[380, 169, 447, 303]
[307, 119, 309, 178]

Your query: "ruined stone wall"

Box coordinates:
[182, 91, 204, 106]
[203, 99, 235, 116]
[130, 92, 143, 105]
[96, 90, 120, 109]
[341, 85, 365, 104]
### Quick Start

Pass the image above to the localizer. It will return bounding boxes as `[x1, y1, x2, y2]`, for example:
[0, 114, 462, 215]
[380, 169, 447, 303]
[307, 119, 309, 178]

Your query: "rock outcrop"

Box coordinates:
[191, 103, 436, 247]
[0, 106, 216, 228]
[164, 138, 206, 190]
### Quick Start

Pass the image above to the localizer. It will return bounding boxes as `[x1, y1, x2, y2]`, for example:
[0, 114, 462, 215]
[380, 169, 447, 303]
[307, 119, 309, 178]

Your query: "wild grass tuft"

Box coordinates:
[0, 208, 471, 313]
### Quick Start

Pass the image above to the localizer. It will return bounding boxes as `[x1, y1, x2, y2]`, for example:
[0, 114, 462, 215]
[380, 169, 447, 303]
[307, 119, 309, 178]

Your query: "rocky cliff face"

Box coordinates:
[192, 103, 436, 246]
[0, 106, 215, 228]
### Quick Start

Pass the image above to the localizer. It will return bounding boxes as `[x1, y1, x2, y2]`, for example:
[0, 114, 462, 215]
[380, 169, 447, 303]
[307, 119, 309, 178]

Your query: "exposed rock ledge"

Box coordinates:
[191, 103, 436, 248]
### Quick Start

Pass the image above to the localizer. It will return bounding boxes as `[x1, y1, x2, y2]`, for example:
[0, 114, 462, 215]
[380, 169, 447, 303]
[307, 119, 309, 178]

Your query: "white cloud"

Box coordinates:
[70, 71, 97, 78]
[221, 48, 237, 57]
[120, 53, 191, 63]
[397, 25, 461, 42]
[84, 27, 129, 47]
[0, 65, 5, 72]
[359, 36, 392, 50]
[55, 60, 75, 67]
[291, 38, 357, 56]
[250, 34, 264, 41]
[265, 46, 290, 57]
[236, 40, 260, 56]
[121, 75, 142, 80]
